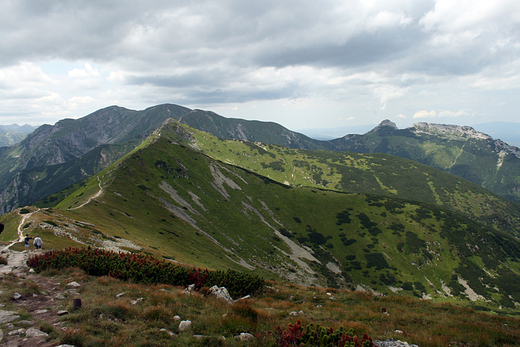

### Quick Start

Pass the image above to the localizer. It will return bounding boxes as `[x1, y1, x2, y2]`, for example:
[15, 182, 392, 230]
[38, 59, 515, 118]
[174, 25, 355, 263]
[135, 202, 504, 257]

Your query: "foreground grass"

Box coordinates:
[2, 267, 519, 347]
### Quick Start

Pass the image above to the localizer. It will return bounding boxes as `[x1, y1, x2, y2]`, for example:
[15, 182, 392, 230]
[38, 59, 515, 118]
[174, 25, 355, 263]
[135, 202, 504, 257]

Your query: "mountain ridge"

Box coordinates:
[1, 104, 520, 214]
[3, 120, 520, 313]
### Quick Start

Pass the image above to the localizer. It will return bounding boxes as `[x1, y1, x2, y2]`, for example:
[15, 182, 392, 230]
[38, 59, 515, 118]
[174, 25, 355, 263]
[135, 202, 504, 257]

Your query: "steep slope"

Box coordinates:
[178, 109, 328, 150]
[331, 120, 520, 204]
[0, 105, 192, 213]
[3, 121, 519, 313]
[0, 104, 324, 214]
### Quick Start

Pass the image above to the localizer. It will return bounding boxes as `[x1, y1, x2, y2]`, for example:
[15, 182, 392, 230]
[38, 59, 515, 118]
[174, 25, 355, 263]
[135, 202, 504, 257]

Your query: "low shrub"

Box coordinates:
[276, 320, 374, 347]
[27, 247, 264, 298]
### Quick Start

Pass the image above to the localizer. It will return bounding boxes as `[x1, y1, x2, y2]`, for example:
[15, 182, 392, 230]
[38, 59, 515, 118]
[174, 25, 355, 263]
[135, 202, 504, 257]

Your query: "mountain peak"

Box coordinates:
[368, 119, 398, 133]
[378, 119, 398, 128]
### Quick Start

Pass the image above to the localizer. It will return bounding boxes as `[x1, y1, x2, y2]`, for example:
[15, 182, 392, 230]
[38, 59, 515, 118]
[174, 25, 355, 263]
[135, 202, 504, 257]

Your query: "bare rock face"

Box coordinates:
[413, 122, 520, 158]
[413, 122, 491, 140]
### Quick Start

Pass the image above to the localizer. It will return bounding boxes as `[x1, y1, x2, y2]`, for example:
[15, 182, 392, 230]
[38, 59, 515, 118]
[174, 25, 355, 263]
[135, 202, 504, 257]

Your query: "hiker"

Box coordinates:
[24, 234, 32, 249]
[33, 235, 43, 250]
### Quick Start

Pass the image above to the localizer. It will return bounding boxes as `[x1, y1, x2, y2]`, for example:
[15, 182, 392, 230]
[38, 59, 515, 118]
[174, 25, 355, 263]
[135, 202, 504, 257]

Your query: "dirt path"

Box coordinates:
[1, 208, 40, 253]
[0, 211, 66, 346]
[69, 176, 103, 210]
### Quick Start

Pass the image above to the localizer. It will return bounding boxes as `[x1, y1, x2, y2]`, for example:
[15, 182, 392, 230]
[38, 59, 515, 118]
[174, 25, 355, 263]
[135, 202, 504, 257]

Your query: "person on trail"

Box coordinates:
[24, 234, 32, 249]
[33, 235, 43, 250]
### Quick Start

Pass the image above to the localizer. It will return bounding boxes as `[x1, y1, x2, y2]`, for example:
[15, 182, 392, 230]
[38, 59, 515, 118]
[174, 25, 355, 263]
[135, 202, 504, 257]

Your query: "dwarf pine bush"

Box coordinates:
[27, 247, 264, 298]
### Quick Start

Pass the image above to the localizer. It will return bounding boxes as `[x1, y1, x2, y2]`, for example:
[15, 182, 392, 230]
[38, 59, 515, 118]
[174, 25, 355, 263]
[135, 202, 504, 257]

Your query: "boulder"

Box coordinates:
[208, 285, 233, 304]
[179, 320, 192, 331]
[25, 328, 48, 337]
[235, 332, 254, 341]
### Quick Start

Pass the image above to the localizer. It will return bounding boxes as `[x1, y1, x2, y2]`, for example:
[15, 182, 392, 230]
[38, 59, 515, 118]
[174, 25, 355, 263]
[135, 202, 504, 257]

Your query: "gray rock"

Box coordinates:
[57, 310, 69, 316]
[159, 328, 177, 337]
[67, 281, 81, 287]
[131, 297, 144, 305]
[26, 327, 49, 337]
[179, 320, 192, 331]
[13, 292, 21, 300]
[16, 320, 35, 325]
[235, 295, 251, 302]
[8, 328, 25, 336]
[0, 310, 20, 324]
[208, 285, 233, 304]
[235, 332, 254, 341]
[374, 339, 419, 347]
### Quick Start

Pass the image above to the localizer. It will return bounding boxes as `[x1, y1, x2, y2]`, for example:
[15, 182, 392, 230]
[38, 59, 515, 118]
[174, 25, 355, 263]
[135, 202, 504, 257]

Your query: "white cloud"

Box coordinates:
[438, 110, 473, 118]
[68, 63, 100, 78]
[413, 110, 437, 118]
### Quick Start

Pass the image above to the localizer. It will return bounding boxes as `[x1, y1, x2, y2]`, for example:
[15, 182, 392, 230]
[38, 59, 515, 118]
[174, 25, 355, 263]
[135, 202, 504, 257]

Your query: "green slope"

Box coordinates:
[150, 120, 520, 238]
[2, 121, 517, 314]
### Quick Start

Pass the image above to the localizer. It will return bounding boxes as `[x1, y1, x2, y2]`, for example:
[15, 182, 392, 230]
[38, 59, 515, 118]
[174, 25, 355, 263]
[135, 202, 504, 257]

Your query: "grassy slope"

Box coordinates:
[163, 121, 520, 238]
[2, 121, 517, 315]
[2, 268, 520, 347]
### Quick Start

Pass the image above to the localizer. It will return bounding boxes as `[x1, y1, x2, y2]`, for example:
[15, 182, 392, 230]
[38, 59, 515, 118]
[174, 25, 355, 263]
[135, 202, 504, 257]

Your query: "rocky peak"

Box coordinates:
[413, 122, 520, 158]
[378, 119, 398, 129]
[412, 122, 491, 140]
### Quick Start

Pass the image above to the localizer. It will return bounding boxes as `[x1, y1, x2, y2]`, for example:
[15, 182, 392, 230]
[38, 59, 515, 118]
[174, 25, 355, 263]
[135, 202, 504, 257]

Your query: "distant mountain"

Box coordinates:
[4, 120, 519, 313]
[0, 124, 38, 147]
[330, 120, 520, 204]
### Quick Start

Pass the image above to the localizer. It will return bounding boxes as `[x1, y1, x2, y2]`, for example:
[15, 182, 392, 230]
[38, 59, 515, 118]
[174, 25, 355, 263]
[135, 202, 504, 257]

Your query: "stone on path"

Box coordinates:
[0, 310, 20, 324]
[25, 327, 49, 337]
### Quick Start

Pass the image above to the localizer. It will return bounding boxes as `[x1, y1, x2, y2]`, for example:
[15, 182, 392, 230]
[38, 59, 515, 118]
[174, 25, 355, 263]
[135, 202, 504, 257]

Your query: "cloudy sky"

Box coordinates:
[1, 0, 519, 131]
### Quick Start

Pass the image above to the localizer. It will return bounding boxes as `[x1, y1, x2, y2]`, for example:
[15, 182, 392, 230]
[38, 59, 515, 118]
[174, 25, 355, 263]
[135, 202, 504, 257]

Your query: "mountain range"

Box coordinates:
[0, 124, 38, 147]
[1, 119, 520, 315]
[1, 104, 520, 215]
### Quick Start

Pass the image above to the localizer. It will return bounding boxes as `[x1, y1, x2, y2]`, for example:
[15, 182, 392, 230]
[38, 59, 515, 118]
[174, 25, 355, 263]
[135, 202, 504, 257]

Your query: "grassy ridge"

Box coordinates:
[156, 121, 520, 237]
